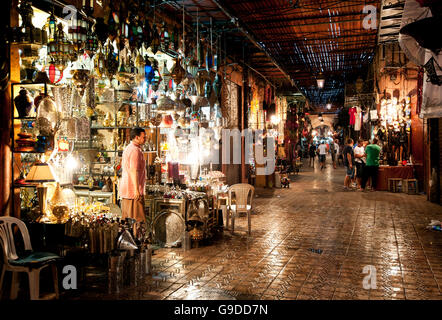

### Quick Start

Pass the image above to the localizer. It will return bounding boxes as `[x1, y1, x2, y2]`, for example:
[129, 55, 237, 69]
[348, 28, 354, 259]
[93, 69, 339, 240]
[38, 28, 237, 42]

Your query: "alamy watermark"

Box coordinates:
[175, 128, 276, 175]
[362, 265, 377, 290]
[362, 5, 378, 30]
[62, 265, 77, 290]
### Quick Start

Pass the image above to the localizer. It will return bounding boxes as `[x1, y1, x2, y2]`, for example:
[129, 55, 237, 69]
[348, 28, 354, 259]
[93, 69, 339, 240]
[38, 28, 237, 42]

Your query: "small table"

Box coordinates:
[376, 166, 414, 191]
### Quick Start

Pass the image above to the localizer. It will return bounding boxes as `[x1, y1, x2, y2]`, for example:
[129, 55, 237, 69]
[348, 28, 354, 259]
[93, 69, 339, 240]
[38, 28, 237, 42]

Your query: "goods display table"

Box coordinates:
[376, 165, 414, 191]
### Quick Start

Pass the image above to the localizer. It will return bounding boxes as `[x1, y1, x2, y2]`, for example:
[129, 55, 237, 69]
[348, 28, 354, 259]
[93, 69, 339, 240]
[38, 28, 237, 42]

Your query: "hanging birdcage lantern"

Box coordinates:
[171, 58, 185, 85]
[48, 23, 72, 68]
[160, 22, 170, 53]
[187, 59, 199, 78]
[44, 62, 64, 84]
[94, 45, 105, 78]
[85, 27, 99, 57]
[104, 43, 119, 80]
[68, 12, 87, 52]
[161, 60, 172, 90]
[47, 12, 57, 46]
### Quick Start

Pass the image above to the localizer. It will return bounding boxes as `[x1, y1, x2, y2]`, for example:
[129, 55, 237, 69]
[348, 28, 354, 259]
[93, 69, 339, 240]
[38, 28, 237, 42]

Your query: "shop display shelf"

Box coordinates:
[91, 126, 137, 130]
[12, 149, 44, 154]
[13, 183, 38, 188]
[13, 117, 36, 120]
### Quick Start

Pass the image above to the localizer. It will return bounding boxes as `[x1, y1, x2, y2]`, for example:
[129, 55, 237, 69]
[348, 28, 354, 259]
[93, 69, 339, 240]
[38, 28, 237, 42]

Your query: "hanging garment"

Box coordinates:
[354, 107, 362, 131]
[349, 107, 357, 125]
[363, 111, 369, 123]
[370, 109, 379, 121]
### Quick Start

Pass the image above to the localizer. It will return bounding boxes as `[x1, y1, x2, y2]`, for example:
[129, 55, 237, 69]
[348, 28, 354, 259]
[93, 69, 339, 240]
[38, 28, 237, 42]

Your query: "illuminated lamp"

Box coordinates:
[44, 63, 64, 84]
[316, 72, 325, 89]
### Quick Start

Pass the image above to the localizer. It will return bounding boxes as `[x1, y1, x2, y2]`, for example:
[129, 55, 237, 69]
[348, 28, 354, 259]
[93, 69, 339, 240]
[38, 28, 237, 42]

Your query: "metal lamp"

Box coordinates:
[316, 72, 325, 89]
[25, 162, 57, 223]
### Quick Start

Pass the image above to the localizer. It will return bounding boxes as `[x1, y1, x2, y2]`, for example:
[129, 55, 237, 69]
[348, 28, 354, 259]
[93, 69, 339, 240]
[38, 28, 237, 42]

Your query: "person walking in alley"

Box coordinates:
[309, 143, 316, 168]
[361, 138, 381, 191]
[330, 139, 338, 169]
[343, 138, 355, 190]
[318, 140, 328, 170]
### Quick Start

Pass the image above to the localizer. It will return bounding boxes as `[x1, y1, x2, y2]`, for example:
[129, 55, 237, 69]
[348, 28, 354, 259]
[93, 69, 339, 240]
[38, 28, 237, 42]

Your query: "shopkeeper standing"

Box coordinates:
[120, 128, 147, 222]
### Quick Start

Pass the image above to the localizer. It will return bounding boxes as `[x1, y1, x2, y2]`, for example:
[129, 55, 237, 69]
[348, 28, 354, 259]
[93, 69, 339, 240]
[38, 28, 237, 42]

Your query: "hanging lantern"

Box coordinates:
[195, 70, 208, 97]
[144, 57, 155, 85]
[161, 60, 172, 88]
[150, 23, 160, 55]
[160, 22, 170, 53]
[205, 45, 213, 72]
[316, 72, 325, 89]
[135, 52, 145, 80]
[171, 58, 185, 85]
[187, 59, 199, 78]
[47, 12, 57, 44]
[355, 77, 364, 93]
[190, 110, 200, 122]
[197, 39, 204, 67]
[212, 74, 222, 99]
[94, 45, 105, 78]
[104, 43, 119, 80]
[151, 69, 162, 91]
[44, 63, 64, 84]
[81, 0, 94, 16]
[136, 23, 143, 48]
[204, 80, 212, 98]
[85, 27, 99, 56]
[68, 12, 88, 52]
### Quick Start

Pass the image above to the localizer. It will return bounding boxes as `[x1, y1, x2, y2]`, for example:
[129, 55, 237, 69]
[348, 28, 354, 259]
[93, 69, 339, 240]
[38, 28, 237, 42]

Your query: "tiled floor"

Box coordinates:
[76, 159, 442, 300]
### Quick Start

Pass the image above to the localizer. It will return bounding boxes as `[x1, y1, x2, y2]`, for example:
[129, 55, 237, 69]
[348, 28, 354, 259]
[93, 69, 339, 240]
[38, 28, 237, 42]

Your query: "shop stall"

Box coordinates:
[10, 0, 231, 260]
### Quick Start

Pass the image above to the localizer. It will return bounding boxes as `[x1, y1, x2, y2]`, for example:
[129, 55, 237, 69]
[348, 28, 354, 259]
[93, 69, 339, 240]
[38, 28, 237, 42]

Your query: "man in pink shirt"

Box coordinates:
[120, 128, 147, 222]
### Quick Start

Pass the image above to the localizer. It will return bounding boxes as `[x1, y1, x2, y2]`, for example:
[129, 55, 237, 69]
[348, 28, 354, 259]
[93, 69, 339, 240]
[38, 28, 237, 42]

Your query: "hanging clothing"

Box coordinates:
[354, 107, 362, 131]
[349, 107, 357, 125]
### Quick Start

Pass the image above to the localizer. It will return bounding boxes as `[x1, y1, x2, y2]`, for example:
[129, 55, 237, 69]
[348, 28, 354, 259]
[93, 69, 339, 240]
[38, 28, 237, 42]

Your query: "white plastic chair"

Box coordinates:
[0, 217, 61, 300]
[227, 184, 255, 235]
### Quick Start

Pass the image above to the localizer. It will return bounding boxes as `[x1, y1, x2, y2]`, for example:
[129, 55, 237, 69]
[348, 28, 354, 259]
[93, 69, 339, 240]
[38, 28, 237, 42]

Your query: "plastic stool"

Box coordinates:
[403, 179, 418, 194]
[388, 178, 403, 193]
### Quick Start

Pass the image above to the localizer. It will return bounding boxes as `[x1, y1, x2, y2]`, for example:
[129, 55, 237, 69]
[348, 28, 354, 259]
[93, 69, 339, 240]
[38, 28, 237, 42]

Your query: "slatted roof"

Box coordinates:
[41, 0, 384, 109]
[165, 0, 383, 109]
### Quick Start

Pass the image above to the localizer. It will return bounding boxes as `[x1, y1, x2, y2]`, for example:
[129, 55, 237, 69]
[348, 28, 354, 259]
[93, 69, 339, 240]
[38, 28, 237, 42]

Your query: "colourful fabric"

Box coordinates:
[120, 142, 146, 199]
[349, 107, 356, 125]
[365, 144, 381, 167]
[354, 107, 361, 131]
